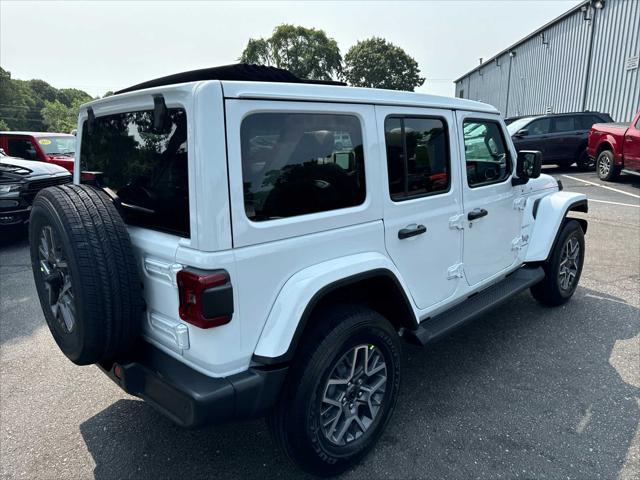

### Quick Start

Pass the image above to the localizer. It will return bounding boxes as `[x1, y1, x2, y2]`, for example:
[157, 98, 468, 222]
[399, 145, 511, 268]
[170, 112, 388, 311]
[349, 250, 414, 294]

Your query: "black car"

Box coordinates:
[0, 151, 71, 228]
[507, 112, 613, 170]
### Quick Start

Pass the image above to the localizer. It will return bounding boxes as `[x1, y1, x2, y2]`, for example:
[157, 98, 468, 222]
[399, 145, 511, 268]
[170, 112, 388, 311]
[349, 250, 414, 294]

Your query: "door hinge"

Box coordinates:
[511, 235, 530, 251]
[447, 263, 465, 279]
[513, 197, 527, 211]
[449, 214, 465, 230]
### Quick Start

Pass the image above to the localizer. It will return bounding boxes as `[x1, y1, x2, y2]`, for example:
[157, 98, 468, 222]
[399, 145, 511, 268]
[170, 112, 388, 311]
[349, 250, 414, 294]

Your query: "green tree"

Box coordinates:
[240, 24, 342, 80]
[0, 68, 93, 131]
[343, 38, 425, 91]
[0, 67, 33, 130]
[0, 118, 9, 131]
[41, 99, 82, 132]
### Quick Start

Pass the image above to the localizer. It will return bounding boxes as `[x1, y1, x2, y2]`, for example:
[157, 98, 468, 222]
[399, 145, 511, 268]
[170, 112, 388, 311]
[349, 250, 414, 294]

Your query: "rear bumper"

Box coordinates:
[99, 343, 288, 428]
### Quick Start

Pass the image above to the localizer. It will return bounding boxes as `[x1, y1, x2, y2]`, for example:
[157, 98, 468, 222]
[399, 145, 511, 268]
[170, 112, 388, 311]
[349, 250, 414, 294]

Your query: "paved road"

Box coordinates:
[1, 167, 638, 479]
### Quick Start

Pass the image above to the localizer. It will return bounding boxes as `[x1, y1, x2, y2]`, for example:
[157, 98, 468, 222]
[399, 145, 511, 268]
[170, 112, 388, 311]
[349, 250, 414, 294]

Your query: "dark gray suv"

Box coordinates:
[507, 112, 613, 170]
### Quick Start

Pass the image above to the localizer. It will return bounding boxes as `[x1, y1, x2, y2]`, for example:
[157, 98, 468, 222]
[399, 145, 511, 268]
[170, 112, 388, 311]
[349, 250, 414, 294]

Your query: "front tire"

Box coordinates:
[596, 150, 620, 181]
[269, 306, 401, 476]
[531, 220, 585, 306]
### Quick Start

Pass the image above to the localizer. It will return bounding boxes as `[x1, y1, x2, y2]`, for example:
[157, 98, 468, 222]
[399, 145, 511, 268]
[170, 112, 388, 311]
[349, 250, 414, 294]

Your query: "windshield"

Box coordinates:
[37, 137, 75, 156]
[507, 117, 535, 136]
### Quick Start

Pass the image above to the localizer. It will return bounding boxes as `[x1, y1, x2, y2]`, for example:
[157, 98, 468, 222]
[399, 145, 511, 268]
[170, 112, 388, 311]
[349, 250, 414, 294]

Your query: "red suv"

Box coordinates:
[0, 132, 75, 173]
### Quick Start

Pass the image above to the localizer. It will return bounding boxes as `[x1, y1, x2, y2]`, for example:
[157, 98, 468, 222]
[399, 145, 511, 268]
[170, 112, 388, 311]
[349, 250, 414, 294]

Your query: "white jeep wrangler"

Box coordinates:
[29, 65, 587, 475]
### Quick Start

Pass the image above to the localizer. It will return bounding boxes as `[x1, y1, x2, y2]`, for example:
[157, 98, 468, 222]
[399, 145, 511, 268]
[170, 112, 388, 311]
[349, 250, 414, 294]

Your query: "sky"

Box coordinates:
[0, 0, 581, 98]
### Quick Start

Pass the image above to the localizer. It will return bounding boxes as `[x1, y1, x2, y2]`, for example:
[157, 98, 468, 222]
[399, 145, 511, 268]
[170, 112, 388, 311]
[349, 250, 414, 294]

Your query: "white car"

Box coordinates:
[29, 64, 587, 475]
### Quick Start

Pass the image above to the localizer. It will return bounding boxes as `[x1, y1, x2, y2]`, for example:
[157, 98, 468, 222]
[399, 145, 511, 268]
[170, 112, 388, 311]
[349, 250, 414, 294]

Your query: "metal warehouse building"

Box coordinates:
[454, 0, 639, 122]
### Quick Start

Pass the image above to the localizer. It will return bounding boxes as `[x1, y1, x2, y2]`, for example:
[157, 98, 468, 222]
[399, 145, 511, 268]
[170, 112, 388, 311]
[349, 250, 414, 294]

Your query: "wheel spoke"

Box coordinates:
[319, 343, 389, 446]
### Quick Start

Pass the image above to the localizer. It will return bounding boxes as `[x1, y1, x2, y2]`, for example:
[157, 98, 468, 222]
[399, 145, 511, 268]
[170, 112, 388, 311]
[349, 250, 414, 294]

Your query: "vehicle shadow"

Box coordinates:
[0, 228, 43, 346]
[79, 287, 639, 479]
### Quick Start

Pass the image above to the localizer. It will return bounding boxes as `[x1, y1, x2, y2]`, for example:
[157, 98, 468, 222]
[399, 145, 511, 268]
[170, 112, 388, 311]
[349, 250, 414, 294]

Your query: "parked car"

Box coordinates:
[507, 111, 613, 170]
[0, 150, 71, 228]
[0, 132, 75, 173]
[587, 111, 640, 181]
[28, 64, 588, 476]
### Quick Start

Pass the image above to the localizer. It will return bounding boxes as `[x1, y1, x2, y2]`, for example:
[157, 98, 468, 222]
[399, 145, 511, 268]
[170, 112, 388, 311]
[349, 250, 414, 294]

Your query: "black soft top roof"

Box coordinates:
[115, 63, 345, 94]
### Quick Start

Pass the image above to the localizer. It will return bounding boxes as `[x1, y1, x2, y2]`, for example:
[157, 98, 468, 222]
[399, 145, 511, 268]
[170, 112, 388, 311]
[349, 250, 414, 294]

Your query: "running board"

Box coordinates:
[622, 169, 640, 177]
[404, 266, 545, 347]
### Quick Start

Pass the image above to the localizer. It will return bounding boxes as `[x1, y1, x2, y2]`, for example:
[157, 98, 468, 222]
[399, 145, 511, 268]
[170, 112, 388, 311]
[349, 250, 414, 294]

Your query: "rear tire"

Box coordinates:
[596, 150, 620, 181]
[531, 220, 584, 306]
[29, 185, 144, 365]
[269, 305, 401, 476]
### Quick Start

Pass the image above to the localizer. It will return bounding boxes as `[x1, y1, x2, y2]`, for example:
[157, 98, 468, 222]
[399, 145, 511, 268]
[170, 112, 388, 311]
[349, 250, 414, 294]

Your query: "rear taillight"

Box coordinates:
[177, 269, 233, 329]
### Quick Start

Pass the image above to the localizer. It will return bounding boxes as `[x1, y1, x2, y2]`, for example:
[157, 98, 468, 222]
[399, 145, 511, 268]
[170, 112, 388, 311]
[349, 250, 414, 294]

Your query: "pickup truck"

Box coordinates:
[588, 111, 640, 181]
[0, 132, 75, 173]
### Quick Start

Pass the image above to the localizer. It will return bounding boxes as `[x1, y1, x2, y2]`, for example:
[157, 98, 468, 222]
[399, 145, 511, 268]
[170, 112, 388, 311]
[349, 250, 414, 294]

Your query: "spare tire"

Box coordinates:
[29, 184, 144, 365]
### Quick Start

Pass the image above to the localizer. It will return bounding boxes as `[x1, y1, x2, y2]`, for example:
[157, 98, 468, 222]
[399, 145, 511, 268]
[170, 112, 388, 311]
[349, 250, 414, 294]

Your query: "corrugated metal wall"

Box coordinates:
[455, 0, 640, 122]
[586, 0, 640, 122]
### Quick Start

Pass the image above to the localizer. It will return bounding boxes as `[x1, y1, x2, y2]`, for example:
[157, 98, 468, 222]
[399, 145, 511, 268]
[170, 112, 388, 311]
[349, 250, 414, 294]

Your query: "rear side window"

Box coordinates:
[385, 116, 450, 200]
[80, 108, 189, 237]
[577, 115, 602, 130]
[463, 120, 511, 187]
[7, 138, 37, 160]
[240, 113, 366, 221]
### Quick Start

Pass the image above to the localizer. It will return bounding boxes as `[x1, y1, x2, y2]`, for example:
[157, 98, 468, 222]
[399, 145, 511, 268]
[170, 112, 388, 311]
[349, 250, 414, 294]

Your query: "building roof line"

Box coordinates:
[454, 0, 590, 83]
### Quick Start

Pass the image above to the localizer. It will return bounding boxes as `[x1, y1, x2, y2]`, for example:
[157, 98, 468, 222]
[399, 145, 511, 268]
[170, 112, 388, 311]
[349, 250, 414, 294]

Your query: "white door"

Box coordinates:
[377, 106, 463, 310]
[457, 111, 523, 286]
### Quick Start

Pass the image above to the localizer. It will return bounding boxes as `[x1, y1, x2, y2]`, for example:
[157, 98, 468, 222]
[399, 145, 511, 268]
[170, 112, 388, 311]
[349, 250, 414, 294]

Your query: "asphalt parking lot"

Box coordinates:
[1, 167, 638, 480]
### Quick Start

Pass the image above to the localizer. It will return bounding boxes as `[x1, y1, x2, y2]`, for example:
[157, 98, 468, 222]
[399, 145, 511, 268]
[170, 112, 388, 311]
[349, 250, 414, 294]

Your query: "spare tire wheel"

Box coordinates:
[29, 184, 144, 365]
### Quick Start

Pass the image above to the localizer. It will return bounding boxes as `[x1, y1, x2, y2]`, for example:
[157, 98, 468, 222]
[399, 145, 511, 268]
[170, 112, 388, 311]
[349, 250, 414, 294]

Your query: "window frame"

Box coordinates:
[384, 114, 452, 202]
[462, 117, 513, 189]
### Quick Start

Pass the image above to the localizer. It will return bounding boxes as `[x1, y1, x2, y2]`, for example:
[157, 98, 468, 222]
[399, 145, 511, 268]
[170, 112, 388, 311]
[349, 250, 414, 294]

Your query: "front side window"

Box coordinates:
[463, 120, 511, 188]
[528, 118, 551, 136]
[80, 108, 189, 237]
[7, 138, 37, 160]
[385, 116, 450, 200]
[240, 113, 365, 221]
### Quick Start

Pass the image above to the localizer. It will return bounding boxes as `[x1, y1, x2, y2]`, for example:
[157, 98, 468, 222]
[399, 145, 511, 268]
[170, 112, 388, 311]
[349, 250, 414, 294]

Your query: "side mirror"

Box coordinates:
[515, 128, 529, 137]
[512, 150, 542, 185]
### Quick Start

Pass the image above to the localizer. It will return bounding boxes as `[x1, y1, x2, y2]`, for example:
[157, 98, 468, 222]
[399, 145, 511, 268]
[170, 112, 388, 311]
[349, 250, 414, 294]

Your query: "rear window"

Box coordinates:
[80, 108, 189, 237]
[240, 113, 366, 221]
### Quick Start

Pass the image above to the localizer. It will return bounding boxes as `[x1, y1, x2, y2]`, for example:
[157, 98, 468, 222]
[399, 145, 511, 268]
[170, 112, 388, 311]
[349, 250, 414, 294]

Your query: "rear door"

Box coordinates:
[377, 106, 463, 309]
[623, 115, 640, 170]
[549, 115, 580, 162]
[457, 112, 523, 286]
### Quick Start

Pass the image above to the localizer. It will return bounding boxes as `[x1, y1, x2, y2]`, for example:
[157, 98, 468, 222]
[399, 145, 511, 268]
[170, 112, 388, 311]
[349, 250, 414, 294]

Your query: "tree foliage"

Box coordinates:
[240, 24, 342, 80]
[343, 38, 425, 91]
[0, 67, 93, 131]
[41, 99, 84, 133]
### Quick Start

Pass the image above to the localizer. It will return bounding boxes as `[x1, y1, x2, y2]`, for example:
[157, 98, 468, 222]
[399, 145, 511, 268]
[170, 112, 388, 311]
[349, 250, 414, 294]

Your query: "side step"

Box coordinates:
[404, 266, 545, 347]
[622, 169, 640, 177]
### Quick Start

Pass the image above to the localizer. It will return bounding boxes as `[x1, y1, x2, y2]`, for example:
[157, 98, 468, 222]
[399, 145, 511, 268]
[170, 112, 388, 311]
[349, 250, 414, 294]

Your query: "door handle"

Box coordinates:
[398, 224, 427, 239]
[467, 208, 488, 221]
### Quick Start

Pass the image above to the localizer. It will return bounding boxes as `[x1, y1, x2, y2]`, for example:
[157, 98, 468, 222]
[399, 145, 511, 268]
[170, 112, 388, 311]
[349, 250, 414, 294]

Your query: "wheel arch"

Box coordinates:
[252, 257, 417, 366]
[525, 192, 588, 263]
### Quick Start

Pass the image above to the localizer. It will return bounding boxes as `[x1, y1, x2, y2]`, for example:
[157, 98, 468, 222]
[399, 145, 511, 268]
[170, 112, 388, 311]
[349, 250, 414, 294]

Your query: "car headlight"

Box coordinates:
[0, 184, 21, 194]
